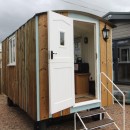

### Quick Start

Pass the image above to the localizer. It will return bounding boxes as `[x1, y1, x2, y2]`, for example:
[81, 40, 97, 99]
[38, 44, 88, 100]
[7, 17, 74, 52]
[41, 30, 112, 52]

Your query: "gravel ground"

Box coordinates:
[0, 94, 130, 130]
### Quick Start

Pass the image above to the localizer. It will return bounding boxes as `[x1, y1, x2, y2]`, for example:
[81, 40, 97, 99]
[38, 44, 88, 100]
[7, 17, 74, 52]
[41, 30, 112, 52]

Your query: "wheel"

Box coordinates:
[34, 121, 40, 130]
[7, 97, 14, 107]
[34, 121, 47, 130]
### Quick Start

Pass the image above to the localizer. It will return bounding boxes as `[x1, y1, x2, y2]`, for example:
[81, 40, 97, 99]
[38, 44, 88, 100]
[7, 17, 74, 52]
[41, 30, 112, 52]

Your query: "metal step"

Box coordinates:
[84, 118, 114, 130]
[78, 108, 106, 118]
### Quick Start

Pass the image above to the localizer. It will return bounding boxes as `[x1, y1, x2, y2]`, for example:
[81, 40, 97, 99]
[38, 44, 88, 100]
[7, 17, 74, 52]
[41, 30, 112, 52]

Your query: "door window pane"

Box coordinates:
[60, 32, 65, 46]
[120, 48, 129, 62]
[118, 64, 130, 82]
[121, 48, 128, 61]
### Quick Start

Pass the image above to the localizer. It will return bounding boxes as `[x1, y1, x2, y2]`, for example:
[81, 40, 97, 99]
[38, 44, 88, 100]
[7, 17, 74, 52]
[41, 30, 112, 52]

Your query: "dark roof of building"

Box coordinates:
[103, 12, 130, 21]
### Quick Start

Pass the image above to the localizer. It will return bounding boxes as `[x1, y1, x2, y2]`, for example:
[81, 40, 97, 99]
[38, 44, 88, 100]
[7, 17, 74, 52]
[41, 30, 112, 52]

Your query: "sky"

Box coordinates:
[0, 0, 130, 42]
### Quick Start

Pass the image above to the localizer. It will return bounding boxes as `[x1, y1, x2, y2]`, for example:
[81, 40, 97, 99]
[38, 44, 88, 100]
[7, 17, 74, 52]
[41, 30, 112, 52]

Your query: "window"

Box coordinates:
[9, 35, 16, 65]
[119, 47, 130, 62]
[121, 48, 129, 61]
[60, 32, 65, 46]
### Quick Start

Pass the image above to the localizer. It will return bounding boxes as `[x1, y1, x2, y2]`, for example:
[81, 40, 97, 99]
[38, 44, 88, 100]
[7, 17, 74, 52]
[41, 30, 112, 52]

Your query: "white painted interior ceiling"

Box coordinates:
[74, 21, 94, 38]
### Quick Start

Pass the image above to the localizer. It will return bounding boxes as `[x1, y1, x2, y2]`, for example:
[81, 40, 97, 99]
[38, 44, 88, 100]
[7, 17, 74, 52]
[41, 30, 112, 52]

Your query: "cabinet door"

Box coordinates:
[75, 74, 89, 94]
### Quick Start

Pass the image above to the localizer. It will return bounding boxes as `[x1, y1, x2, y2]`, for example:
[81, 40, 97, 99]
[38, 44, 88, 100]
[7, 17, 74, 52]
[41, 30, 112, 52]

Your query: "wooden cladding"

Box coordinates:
[100, 21, 113, 106]
[2, 19, 37, 120]
[2, 12, 113, 122]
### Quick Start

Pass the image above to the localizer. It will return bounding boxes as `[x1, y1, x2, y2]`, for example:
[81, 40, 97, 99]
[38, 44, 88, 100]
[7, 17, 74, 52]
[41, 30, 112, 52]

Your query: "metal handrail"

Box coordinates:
[102, 107, 120, 130]
[100, 72, 125, 130]
[74, 113, 88, 130]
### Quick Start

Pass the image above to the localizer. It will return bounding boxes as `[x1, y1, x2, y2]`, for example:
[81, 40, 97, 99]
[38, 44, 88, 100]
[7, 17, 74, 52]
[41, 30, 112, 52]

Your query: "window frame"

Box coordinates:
[119, 46, 130, 63]
[8, 35, 16, 66]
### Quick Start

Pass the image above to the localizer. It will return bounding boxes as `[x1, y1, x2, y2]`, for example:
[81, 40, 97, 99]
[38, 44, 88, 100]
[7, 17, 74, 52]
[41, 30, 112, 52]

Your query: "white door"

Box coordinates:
[48, 11, 75, 114]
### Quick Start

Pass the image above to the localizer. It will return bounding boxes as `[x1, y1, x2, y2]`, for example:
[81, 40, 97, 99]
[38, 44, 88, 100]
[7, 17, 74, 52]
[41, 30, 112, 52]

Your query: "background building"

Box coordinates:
[104, 12, 130, 85]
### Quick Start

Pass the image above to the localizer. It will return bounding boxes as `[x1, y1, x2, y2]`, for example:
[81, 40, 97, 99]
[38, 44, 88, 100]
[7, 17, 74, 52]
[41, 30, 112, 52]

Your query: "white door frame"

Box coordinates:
[68, 16, 100, 103]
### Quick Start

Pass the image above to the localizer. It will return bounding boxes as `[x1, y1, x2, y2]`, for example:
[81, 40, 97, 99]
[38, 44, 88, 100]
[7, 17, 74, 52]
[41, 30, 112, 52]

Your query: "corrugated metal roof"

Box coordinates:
[103, 12, 130, 20]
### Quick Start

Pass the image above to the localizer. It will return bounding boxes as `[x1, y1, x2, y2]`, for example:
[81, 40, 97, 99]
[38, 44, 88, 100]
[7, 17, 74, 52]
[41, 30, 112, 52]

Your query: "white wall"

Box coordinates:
[81, 32, 95, 80]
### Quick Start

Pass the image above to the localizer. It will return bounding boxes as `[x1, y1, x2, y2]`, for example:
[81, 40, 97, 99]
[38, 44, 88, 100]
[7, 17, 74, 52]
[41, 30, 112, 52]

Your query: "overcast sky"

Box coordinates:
[0, 0, 130, 42]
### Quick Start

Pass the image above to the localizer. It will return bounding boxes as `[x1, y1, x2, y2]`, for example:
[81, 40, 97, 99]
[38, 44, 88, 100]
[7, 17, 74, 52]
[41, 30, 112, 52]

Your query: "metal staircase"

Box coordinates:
[74, 107, 115, 130]
[74, 72, 126, 130]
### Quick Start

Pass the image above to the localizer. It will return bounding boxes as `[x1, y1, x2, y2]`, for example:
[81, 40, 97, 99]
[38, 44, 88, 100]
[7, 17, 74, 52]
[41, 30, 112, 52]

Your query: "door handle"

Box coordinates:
[51, 51, 57, 59]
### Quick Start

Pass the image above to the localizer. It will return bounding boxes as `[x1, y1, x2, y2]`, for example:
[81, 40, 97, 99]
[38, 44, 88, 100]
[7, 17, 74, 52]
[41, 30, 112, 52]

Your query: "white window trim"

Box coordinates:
[8, 35, 16, 66]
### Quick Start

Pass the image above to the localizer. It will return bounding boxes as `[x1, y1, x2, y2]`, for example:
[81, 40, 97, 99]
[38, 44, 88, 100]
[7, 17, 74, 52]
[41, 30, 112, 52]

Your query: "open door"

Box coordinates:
[48, 11, 75, 114]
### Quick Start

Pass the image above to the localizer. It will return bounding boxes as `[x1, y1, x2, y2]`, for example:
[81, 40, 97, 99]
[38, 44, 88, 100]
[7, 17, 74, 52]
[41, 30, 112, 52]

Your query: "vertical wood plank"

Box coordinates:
[19, 28, 22, 108]
[15, 31, 19, 105]
[38, 14, 49, 120]
[100, 21, 108, 106]
[22, 26, 25, 109]
[100, 21, 113, 106]
[6, 39, 9, 98]
[31, 18, 37, 120]
[52, 112, 61, 118]
[26, 19, 37, 120]
[62, 108, 70, 116]
[107, 26, 113, 106]
[25, 22, 29, 113]
[24, 23, 27, 112]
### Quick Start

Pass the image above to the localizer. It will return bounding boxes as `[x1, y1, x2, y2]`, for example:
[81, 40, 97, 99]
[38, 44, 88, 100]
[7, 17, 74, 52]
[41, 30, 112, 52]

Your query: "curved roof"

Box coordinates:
[2, 8, 115, 42]
[35, 10, 115, 28]
[2, 0, 116, 42]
